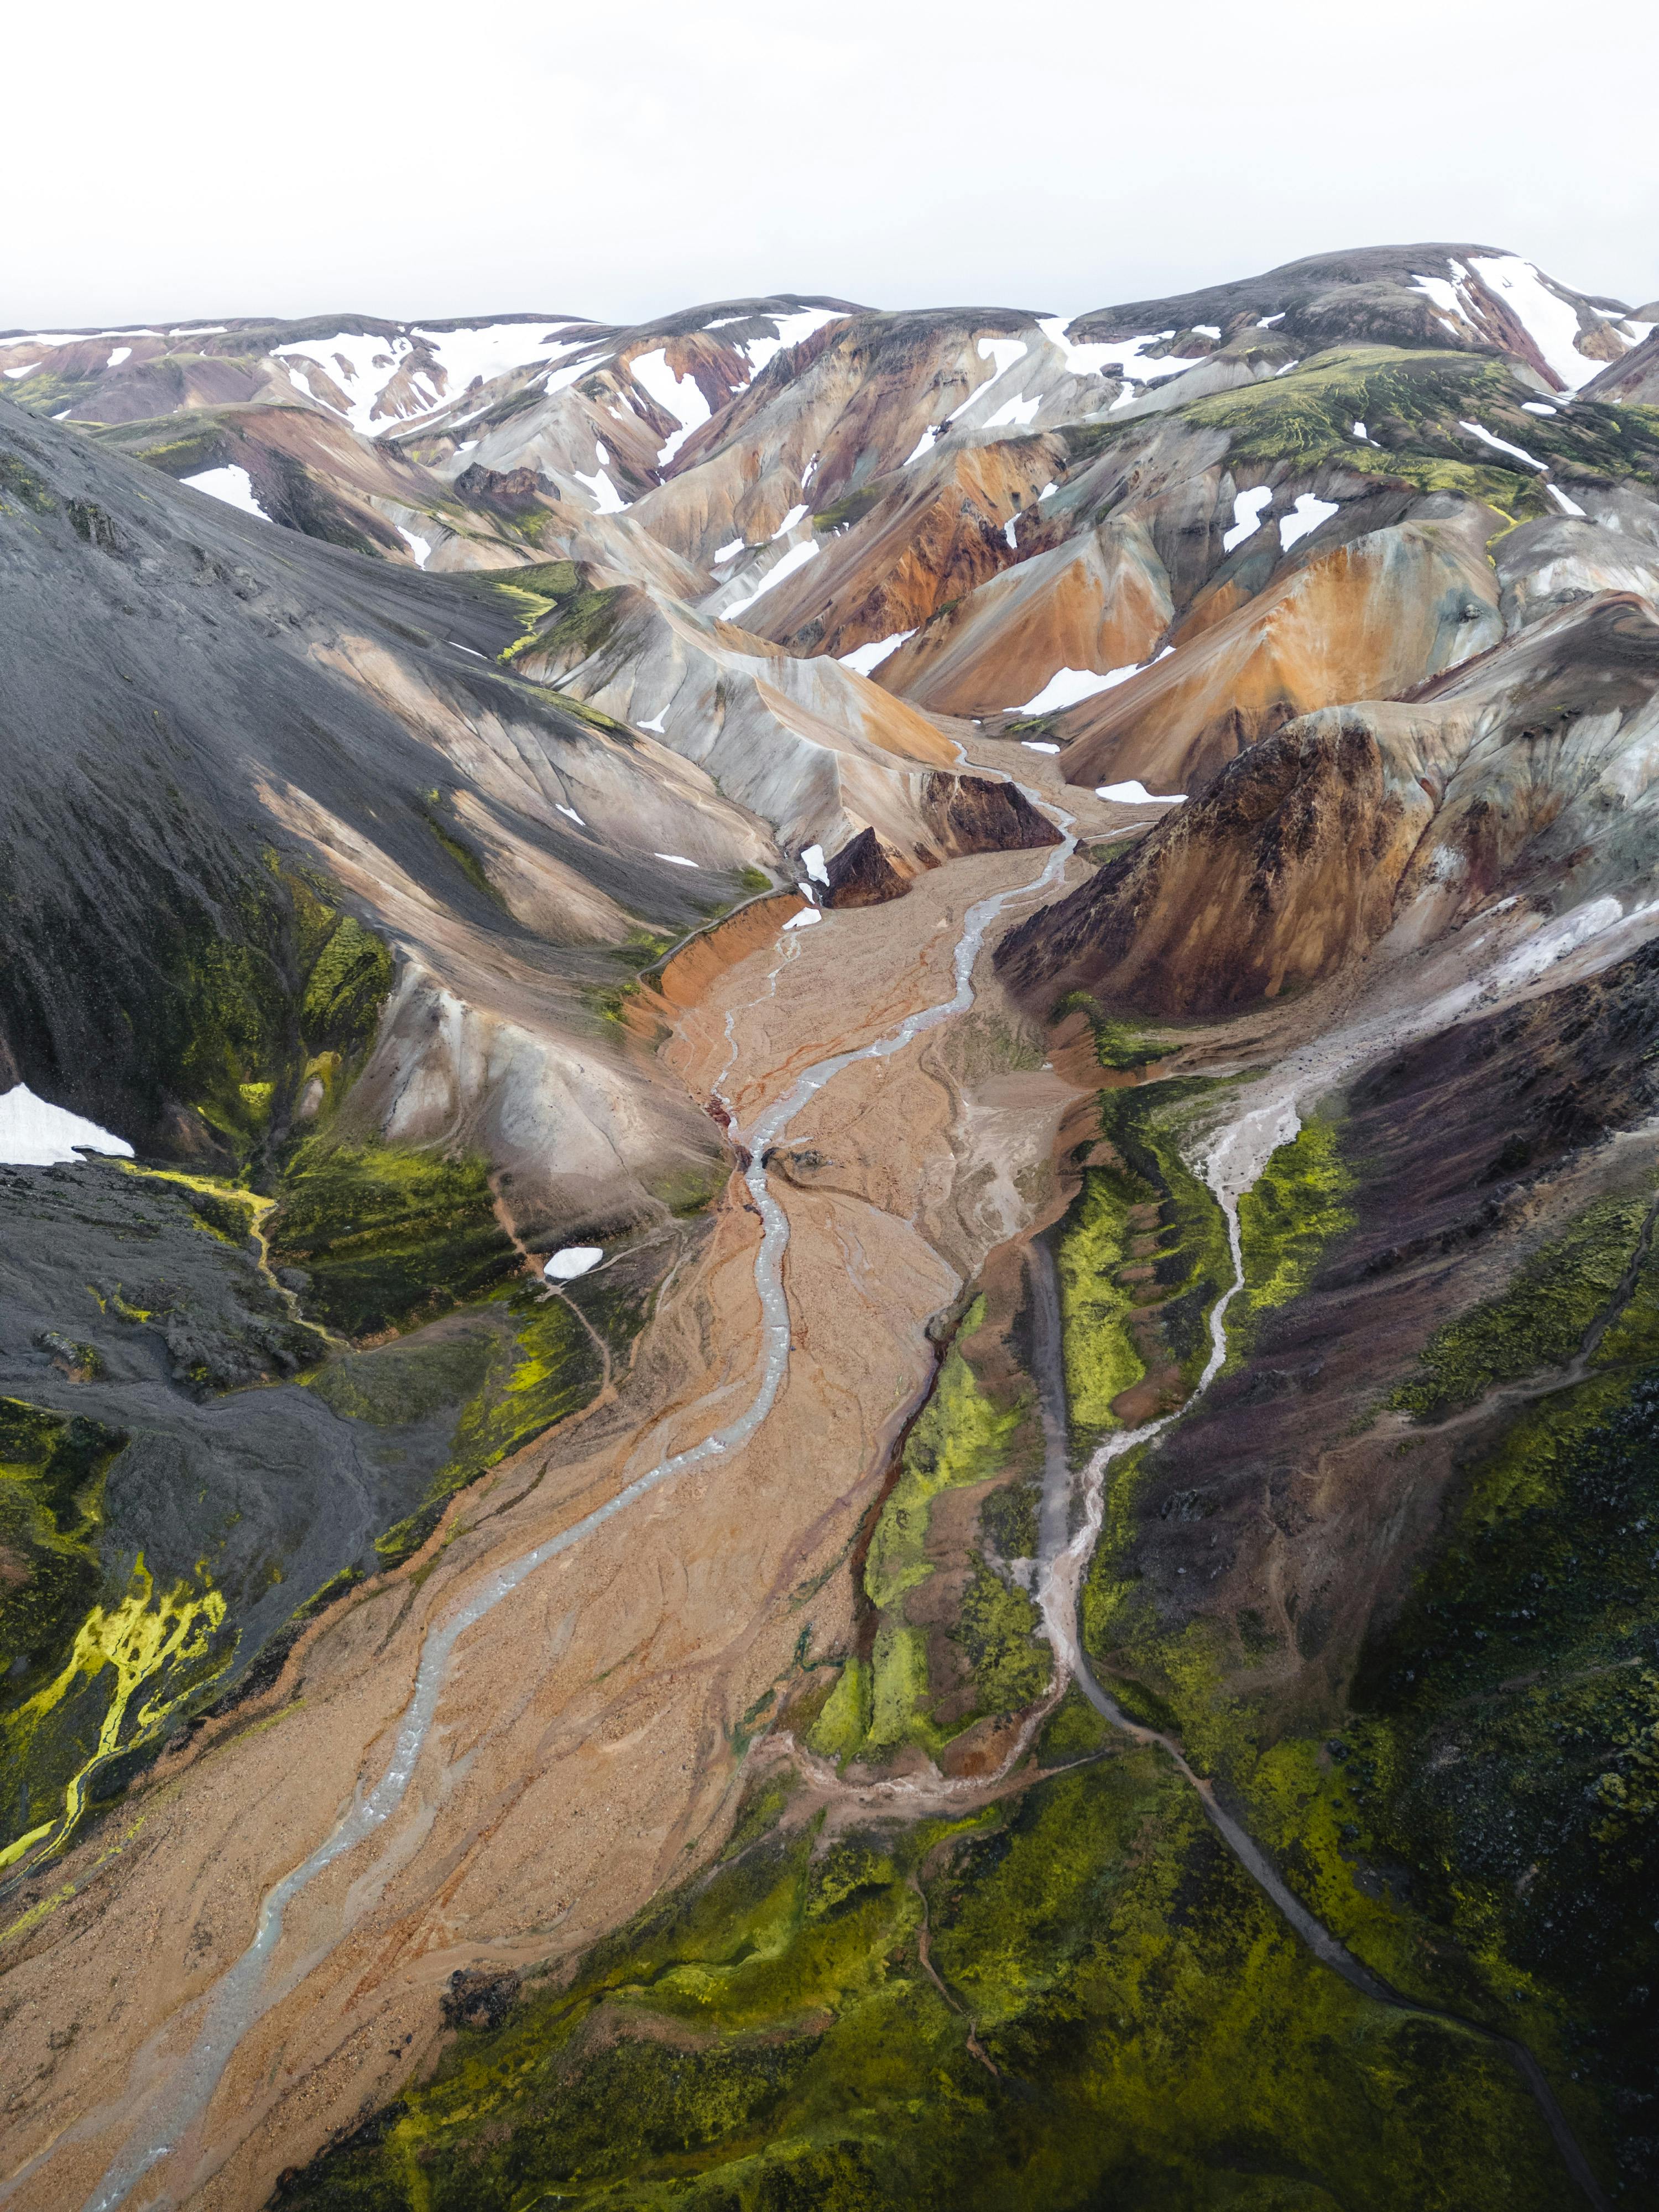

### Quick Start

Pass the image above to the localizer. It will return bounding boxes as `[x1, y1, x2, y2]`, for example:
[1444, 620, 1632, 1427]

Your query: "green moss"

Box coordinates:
[864, 1621, 932, 1752]
[953, 1556, 1049, 1717]
[268, 1142, 520, 1339]
[1099, 1081, 1237, 1390]
[1392, 1191, 1652, 1420]
[811, 485, 883, 533]
[2, 1553, 229, 1866]
[863, 1305, 1020, 1612]
[1051, 992, 1167, 1070]
[651, 1159, 728, 1218]
[1055, 1168, 1147, 1437]
[1175, 346, 1606, 519]
[1236, 1116, 1356, 1322]
[0, 1400, 128, 1685]
[1075, 1217, 1659, 2192]
[978, 1474, 1039, 1560]
[122, 862, 395, 1165]
[503, 582, 629, 665]
[275, 1743, 1570, 2212]
[1052, 1076, 1239, 1449]
[415, 799, 503, 907]
[299, 912, 395, 1058]
[371, 1289, 604, 1569]
[0, 455, 56, 515]
[807, 1657, 872, 1762]
[304, 1330, 498, 1426]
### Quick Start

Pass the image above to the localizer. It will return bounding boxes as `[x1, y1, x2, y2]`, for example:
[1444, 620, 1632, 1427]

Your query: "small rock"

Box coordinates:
[440, 1967, 520, 2031]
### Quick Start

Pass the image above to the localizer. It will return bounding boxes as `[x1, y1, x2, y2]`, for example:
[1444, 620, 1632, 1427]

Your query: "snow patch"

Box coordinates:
[737, 307, 843, 379]
[1410, 270, 1474, 330]
[182, 464, 272, 522]
[1459, 419, 1547, 471]
[544, 1246, 603, 1281]
[1522, 401, 1559, 415]
[637, 711, 667, 733]
[1547, 483, 1588, 517]
[838, 629, 914, 676]
[1095, 780, 1186, 805]
[1468, 255, 1604, 389]
[1279, 493, 1338, 551]
[0, 1084, 133, 1167]
[713, 539, 744, 564]
[771, 503, 808, 539]
[721, 539, 819, 619]
[985, 392, 1042, 428]
[396, 524, 434, 567]
[555, 802, 587, 825]
[448, 641, 488, 659]
[629, 346, 713, 467]
[1491, 896, 1631, 987]
[1016, 649, 1172, 716]
[802, 843, 829, 885]
[1223, 486, 1273, 551]
[106, 345, 132, 368]
[3, 364, 41, 379]
[1004, 517, 1020, 549]
[1021, 740, 1061, 753]
[782, 905, 822, 930]
[1256, 312, 1286, 328]
[904, 426, 940, 466]
[1036, 317, 1199, 387]
[573, 465, 628, 514]
[655, 852, 700, 868]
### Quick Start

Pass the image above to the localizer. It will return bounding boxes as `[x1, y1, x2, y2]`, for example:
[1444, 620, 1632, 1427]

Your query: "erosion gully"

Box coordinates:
[67, 792, 1608, 2211]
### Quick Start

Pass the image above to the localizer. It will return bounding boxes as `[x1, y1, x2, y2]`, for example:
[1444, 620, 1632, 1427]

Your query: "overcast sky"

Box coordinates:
[9, 0, 1657, 332]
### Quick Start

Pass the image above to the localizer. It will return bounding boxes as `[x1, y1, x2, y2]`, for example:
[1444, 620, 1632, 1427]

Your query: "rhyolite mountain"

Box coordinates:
[3, 239, 1659, 2212]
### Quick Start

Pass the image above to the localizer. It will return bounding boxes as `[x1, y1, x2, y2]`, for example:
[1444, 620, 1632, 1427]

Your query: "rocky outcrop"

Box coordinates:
[922, 769, 1061, 857]
[1000, 587, 1659, 1016]
[822, 777, 1060, 907]
[998, 711, 1443, 1013]
[823, 827, 912, 906]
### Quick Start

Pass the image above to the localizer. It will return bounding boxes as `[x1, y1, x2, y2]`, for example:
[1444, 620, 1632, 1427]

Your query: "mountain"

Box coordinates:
[4, 240, 1659, 2212]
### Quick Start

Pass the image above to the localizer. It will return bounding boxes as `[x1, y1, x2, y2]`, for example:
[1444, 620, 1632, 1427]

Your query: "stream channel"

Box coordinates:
[75, 797, 1608, 2211]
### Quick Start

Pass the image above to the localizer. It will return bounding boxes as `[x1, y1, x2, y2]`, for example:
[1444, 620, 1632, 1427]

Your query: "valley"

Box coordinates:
[3, 241, 1659, 2208]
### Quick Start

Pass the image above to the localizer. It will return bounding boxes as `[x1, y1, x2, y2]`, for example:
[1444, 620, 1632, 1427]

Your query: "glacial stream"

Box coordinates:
[76, 826, 1081, 2211]
[75, 790, 1616, 2210]
[1030, 1039, 1613, 2209]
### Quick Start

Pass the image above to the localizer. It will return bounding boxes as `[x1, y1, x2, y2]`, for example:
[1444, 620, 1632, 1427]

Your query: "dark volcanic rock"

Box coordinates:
[997, 712, 1416, 1015]
[823, 827, 912, 907]
[440, 1968, 521, 2031]
[922, 770, 1061, 858]
[826, 776, 1059, 909]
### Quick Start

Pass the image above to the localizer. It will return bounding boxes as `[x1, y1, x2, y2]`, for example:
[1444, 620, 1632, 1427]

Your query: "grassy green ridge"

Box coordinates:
[273, 1712, 1564, 2212]
[1391, 1192, 1653, 1421]
[1228, 1117, 1358, 1367]
[1083, 1185, 1659, 2195]
[1054, 1083, 1237, 1458]
[812, 1300, 1042, 1764]
[268, 1144, 520, 1340]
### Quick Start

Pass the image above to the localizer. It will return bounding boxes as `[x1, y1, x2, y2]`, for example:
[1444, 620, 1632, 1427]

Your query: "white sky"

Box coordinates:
[7, 0, 1657, 332]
